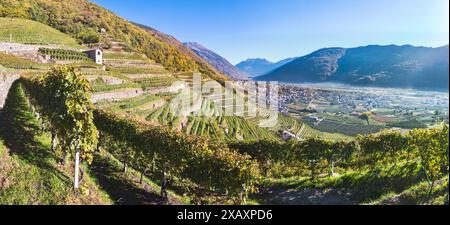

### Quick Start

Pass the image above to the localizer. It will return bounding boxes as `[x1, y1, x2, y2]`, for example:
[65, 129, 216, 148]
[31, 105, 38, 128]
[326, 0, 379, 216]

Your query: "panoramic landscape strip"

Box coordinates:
[0, 0, 448, 211]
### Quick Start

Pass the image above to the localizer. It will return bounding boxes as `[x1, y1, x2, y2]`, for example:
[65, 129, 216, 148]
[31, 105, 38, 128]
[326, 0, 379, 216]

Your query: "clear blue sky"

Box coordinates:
[91, 0, 449, 64]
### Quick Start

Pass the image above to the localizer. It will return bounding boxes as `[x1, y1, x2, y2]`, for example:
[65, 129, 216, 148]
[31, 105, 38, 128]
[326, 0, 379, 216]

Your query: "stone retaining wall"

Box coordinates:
[0, 72, 21, 108]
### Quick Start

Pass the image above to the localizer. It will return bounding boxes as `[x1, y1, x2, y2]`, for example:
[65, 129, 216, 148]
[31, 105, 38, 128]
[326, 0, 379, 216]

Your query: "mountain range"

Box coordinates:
[235, 58, 297, 78]
[184, 42, 249, 80]
[256, 45, 449, 91]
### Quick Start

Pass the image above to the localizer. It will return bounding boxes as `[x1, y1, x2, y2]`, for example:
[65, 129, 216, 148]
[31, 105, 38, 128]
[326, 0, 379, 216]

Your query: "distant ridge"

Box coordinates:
[235, 57, 297, 78]
[184, 42, 249, 80]
[256, 45, 449, 91]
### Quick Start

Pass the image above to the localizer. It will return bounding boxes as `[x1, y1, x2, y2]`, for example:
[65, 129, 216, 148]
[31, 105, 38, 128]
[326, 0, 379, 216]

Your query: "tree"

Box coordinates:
[77, 29, 100, 44]
[359, 112, 372, 125]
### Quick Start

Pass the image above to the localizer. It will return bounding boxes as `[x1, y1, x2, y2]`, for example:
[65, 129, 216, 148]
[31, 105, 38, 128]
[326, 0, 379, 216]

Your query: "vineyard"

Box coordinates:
[1, 62, 448, 205]
[0, 80, 110, 204]
[91, 82, 142, 93]
[0, 0, 448, 207]
[2, 41, 448, 204]
[38, 48, 90, 61]
[4, 67, 259, 204]
[232, 127, 449, 205]
[136, 76, 179, 90]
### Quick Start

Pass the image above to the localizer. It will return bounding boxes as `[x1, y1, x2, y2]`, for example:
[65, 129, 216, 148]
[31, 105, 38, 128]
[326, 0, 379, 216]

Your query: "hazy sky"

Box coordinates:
[91, 0, 449, 64]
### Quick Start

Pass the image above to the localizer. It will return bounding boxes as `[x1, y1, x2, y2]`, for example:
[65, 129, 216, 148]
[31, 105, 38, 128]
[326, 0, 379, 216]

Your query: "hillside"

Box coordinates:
[184, 42, 249, 80]
[236, 57, 296, 78]
[0, 0, 448, 207]
[0, 18, 81, 48]
[0, 0, 228, 82]
[133, 23, 229, 83]
[257, 45, 450, 91]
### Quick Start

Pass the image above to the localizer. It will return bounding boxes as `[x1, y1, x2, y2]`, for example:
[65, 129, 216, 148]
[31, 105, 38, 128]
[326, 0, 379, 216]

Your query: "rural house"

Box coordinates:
[83, 48, 103, 65]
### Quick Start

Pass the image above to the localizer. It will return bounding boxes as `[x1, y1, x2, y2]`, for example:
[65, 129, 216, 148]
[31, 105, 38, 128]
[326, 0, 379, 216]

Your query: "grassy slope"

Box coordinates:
[0, 18, 81, 48]
[255, 162, 449, 205]
[0, 52, 47, 70]
[368, 177, 449, 205]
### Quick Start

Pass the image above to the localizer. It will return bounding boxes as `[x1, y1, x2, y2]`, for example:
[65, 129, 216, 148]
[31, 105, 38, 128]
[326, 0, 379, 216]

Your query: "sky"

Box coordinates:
[91, 0, 449, 64]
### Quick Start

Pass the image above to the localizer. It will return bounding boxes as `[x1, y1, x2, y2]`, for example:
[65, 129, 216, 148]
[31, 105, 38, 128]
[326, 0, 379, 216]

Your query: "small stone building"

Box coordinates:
[83, 48, 103, 65]
[282, 130, 300, 141]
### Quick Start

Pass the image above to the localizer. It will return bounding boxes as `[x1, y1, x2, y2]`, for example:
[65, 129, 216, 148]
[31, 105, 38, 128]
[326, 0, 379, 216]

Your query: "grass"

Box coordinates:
[257, 161, 431, 204]
[110, 67, 167, 74]
[143, 93, 279, 141]
[96, 93, 162, 113]
[0, 80, 186, 205]
[0, 81, 111, 205]
[0, 52, 47, 70]
[368, 176, 449, 205]
[387, 119, 428, 129]
[90, 82, 142, 93]
[301, 124, 354, 141]
[136, 76, 179, 90]
[302, 116, 385, 136]
[103, 52, 153, 62]
[221, 116, 278, 140]
[0, 18, 81, 48]
[116, 94, 161, 110]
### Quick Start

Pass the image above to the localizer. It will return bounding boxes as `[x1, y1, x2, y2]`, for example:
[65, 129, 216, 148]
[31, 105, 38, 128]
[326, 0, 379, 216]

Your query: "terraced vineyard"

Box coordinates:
[38, 48, 91, 61]
[136, 76, 179, 90]
[1, 0, 448, 207]
[92, 52, 339, 142]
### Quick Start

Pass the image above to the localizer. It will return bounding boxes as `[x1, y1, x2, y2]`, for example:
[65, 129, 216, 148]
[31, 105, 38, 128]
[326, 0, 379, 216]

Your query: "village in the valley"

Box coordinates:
[278, 83, 450, 136]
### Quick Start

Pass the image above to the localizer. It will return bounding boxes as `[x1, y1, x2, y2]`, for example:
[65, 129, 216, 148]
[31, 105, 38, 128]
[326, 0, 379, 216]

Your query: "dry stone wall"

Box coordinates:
[0, 72, 20, 108]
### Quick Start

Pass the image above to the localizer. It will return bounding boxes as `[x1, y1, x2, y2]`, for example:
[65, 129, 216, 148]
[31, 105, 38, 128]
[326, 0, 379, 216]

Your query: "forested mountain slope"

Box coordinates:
[184, 42, 249, 80]
[258, 45, 449, 90]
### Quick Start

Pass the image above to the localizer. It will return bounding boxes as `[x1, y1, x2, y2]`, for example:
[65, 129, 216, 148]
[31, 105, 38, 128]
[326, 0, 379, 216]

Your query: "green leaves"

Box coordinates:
[22, 66, 98, 164]
[94, 110, 259, 203]
[38, 48, 90, 61]
[409, 125, 449, 182]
